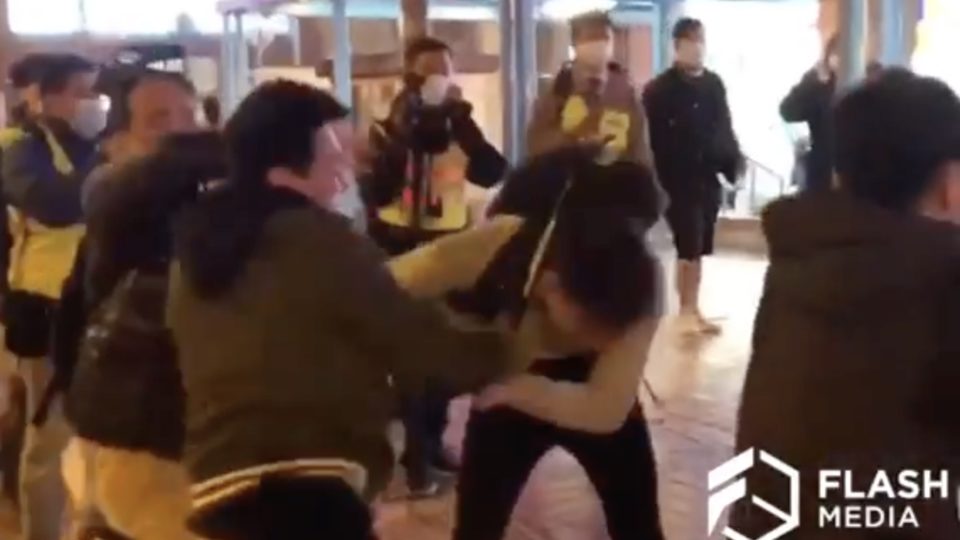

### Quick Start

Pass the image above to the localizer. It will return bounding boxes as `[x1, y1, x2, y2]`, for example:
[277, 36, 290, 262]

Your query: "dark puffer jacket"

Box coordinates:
[55, 132, 225, 460]
[733, 192, 960, 539]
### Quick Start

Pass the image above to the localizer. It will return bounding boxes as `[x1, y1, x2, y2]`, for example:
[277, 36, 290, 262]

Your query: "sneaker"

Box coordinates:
[696, 314, 723, 335]
[406, 479, 443, 500]
[677, 312, 703, 336]
[430, 453, 459, 478]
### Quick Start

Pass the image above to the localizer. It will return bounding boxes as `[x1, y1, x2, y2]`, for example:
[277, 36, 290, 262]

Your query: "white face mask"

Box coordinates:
[71, 98, 107, 140]
[420, 74, 451, 107]
[575, 40, 614, 68]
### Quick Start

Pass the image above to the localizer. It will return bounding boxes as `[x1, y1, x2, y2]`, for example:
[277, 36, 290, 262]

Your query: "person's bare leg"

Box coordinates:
[689, 259, 721, 334]
[677, 259, 720, 335]
[676, 260, 699, 334]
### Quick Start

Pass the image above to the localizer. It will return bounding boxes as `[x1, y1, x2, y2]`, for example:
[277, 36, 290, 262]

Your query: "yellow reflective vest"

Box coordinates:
[377, 144, 471, 233]
[1, 127, 85, 300]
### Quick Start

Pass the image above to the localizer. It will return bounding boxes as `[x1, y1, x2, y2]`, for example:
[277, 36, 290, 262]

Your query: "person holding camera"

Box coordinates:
[361, 36, 508, 498]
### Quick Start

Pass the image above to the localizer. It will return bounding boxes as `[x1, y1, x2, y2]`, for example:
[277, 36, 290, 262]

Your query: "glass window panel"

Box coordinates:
[83, 0, 288, 35]
[8, 0, 82, 35]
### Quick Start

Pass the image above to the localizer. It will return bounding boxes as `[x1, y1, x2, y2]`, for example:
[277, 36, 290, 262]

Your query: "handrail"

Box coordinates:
[743, 153, 785, 182]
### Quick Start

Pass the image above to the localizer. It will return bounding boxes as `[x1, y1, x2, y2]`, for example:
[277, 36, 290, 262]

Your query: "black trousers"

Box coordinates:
[454, 356, 664, 540]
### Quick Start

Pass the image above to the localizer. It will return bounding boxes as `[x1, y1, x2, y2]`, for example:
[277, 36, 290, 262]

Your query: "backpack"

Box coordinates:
[65, 266, 185, 460]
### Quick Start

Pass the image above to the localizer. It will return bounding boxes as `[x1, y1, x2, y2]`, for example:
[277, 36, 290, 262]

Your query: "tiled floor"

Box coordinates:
[0, 252, 767, 540]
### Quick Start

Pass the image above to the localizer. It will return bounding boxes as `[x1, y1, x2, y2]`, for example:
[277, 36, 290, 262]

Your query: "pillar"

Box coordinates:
[499, 0, 518, 163]
[291, 17, 303, 66]
[658, 0, 683, 73]
[838, 0, 867, 86]
[401, 0, 428, 45]
[499, 0, 537, 163]
[332, 0, 352, 107]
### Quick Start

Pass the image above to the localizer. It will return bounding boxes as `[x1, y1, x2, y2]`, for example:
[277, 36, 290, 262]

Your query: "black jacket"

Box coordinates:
[361, 91, 507, 253]
[733, 193, 960, 539]
[643, 67, 742, 197]
[781, 69, 836, 192]
[49, 133, 224, 460]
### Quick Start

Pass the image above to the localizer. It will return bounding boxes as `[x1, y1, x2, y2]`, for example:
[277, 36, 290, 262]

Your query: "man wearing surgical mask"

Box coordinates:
[527, 10, 654, 168]
[644, 17, 743, 336]
[361, 36, 507, 498]
[1, 53, 102, 540]
[781, 36, 839, 193]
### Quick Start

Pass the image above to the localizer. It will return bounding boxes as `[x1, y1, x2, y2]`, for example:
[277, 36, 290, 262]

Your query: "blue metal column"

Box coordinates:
[235, 13, 251, 102]
[332, 0, 353, 107]
[879, 0, 907, 65]
[220, 13, 234, 115]
[291, 17, 303, 66]
[656, 0, 681, 74]
[500, 0, 519, 163]
[514, 0, 537, 160]
[839, 0, 867, 86]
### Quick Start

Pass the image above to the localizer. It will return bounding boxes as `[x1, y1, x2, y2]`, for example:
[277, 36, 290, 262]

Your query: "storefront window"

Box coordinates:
[8, 0, 82, 35]
[912, 0, 960, 92]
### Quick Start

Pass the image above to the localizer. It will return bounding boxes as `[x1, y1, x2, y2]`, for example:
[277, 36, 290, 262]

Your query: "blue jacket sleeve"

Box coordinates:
[2, 135, 85, 227]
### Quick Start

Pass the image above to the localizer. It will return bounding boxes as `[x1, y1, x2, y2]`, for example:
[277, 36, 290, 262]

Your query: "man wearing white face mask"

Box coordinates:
[644, 17, 743, 336]
[364, 36, 507, 256]
[362, 36, 508, 498]
[0, 53, 101, 540]
[527, 10, 654, 168]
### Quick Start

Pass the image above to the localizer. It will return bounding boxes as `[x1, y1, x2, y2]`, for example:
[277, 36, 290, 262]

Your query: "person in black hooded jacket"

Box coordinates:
[780, 35, 839, 193]
[732, 69, 960, 540]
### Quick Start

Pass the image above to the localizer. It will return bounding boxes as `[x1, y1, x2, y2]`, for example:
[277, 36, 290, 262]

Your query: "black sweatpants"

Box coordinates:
[454, 356, 664, 540]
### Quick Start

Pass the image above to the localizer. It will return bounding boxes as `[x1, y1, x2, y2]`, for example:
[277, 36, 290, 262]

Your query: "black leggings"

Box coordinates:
[454, 356, 664, 540]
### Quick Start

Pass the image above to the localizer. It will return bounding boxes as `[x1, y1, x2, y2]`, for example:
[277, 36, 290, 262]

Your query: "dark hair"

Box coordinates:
[176, 81, 349, 298]
[570, 10, 613, 42]
[38, 54, 97, 96]
[834, 68, 960, 211]
[202, 94, 221, 127]
[452, 147, 663, 329]
[87, 131, 226, 302]
[106, 70, 196, 135]
[8, 53, 56, 90]
[225, 80, 348, 189]
[404, 36, 451, 67]
[672, 17, 704, 41]
[488, 147, 662, 228]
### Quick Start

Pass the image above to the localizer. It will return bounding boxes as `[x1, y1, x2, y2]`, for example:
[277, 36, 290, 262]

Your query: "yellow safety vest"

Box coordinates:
[377, 144, 470, 232]
[3, 126, 86, 300]
[559, 75, 634, 158]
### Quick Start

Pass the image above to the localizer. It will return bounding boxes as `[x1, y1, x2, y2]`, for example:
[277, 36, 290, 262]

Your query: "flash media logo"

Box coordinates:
[707, 449, 800, 540]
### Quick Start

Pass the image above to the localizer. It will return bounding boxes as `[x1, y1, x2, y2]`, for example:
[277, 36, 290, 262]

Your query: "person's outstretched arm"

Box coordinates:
[321, 216, 518, 397]
[475, 318, 660, 434]
[388, 215, 523, 299]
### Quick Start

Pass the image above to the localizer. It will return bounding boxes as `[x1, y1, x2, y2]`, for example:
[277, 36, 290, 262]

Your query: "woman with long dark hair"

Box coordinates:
[166, 80, 515, 540]
[390, 147, 666, 540]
